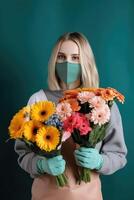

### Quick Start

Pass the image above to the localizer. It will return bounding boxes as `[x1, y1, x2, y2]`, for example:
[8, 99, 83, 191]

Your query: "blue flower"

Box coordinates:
[45, 114, 63, 130]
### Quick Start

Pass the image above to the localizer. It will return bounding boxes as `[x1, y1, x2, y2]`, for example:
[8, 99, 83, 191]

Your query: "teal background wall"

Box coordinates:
[0, 0, 133, 199]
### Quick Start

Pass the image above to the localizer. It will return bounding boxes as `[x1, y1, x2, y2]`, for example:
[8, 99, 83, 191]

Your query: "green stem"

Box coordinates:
[56, 174, 68, 187]
[57, 175, 64, 187]
[62, 174, 68, 185]
[55, 177, 60, 187]
[81, 168, 91, 183]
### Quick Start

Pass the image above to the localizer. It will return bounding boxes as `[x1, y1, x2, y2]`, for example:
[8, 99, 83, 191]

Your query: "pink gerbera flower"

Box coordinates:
[63, 115, 74, 132]
[79, 120, 92, 135]
[63, 112, 92, 135]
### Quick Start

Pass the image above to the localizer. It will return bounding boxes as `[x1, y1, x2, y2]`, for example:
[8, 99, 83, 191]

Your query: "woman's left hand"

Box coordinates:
[74, 147, 104, 170]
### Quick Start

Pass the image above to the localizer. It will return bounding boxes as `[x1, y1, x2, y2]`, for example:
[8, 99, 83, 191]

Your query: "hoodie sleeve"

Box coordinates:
[97, 102, 128, 175]
[14, 92, 45, 178]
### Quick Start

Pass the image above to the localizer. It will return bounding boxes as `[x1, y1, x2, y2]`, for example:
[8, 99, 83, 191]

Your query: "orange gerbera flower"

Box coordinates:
[116, 94, 125, 103]
[65, 98, 80, 111]
[58, 97, 66, 103]
[63, 89, 79, 99]
[100, 88, 116, 101]
[59, 87, 125, 104]
[80, 87, 97, 93]
[93, 88, 104, 96]
[107, 88, 125, 103]
[59, 94, 78, 102]
[64, 89, 79, 95]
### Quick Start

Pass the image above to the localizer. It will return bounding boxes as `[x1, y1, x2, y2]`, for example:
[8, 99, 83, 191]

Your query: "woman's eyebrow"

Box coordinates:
[71, 53, 79, 56]
[58, 52, 79, 55]
[58, 52, 65, 54]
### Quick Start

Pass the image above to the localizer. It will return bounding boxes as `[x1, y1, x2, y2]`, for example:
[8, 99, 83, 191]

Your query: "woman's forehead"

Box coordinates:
[58, 40, 79, 55]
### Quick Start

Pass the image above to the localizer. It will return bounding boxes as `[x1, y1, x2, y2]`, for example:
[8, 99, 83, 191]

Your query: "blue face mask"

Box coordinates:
[55, 61, 81, 84]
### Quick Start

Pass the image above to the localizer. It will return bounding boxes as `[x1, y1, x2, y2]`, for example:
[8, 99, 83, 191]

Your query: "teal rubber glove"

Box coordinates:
[36, 155, 66, 176]
[74, 147, 104, 170]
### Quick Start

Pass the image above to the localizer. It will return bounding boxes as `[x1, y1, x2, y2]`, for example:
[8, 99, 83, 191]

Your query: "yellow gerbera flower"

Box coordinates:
[23, 120, 43, 142]
[36, 126, 60, 152]
[8, 106, 31, 139]
[30, 101, 56, 122]
[8, 114, 25, 139]
[17, 105, 31, 121]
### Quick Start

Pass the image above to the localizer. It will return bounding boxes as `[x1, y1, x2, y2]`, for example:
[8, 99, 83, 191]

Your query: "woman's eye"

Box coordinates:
[57, 55, 66, 60]
[72, 56, 79, 61]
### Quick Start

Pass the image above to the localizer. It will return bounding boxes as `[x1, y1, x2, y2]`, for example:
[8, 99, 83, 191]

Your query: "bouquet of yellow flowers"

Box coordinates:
[8, 100, 68, 187]
[56, 87, 125, 183]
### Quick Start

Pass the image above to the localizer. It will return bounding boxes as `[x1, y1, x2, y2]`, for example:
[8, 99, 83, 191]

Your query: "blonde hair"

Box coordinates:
[47, 32, 99, 90]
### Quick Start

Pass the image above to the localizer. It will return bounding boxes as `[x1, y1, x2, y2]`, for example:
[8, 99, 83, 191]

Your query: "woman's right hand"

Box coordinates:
[36, 155, 66, 176]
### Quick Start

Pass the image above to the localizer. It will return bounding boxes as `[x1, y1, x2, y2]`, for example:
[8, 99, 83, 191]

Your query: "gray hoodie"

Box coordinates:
[14, 89, 128, 178]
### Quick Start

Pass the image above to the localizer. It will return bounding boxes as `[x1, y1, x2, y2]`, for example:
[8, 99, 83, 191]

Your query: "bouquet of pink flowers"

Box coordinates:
[56, 87, 125, 183]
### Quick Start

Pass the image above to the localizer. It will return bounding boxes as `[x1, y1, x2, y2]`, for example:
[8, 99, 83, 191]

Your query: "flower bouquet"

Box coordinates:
[8, 100, 68, 187]
[56, 87, 125, 183]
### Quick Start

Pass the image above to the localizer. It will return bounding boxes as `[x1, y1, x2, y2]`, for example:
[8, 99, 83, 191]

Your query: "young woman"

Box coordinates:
[14, 32, 127, 200]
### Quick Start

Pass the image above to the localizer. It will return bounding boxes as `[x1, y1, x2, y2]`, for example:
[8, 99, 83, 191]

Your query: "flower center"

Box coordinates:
[17, 126, 21, 131]
[33, 127, 38, 135]
[46, 135, 51, 140]
[24, 112, 29, 118]
[41, 110, 46, 116]
[106, 90, 110, 95]
[61, 107, 65, 111]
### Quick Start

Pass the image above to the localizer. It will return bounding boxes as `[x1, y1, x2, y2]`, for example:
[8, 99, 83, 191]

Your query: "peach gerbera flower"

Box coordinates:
[89, 96, 106, 109]
[56, 102, 72, 121]
[90, 105, 111, 126]
[77, 91, 95, 104]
